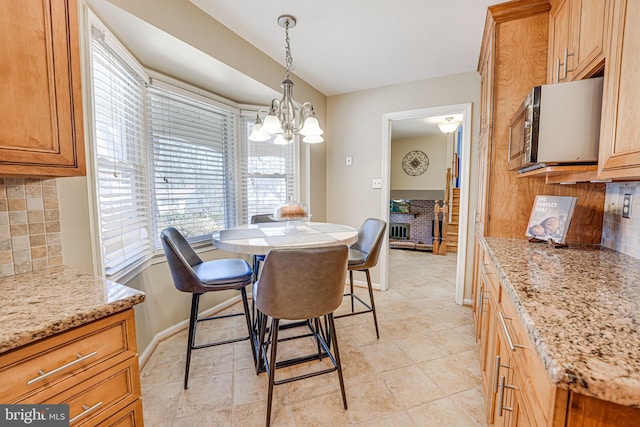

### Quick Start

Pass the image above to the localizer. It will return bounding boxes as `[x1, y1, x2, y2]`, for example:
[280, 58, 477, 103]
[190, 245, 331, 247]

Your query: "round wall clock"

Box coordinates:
[402, 150, 429, 176]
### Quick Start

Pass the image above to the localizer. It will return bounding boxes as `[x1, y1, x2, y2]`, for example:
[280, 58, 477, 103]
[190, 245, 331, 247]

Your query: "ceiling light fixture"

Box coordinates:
[437, 117, 459, 134]
[249, 15, 324, 144]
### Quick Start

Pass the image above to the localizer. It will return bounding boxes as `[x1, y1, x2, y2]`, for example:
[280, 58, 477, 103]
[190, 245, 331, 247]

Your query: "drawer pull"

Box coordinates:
[27, 351, 98, 385]
[497, 376, 516, 416]
[498, 311, 525, 351]
[493, 354, 511, 393]
[69, 401, 103, 424]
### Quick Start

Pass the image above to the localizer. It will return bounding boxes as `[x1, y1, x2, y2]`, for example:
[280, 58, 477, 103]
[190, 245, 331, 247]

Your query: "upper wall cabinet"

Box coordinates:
[547, 0, 609, 83]
[598, 0, 640, 179]
[0, 0, 86, 177]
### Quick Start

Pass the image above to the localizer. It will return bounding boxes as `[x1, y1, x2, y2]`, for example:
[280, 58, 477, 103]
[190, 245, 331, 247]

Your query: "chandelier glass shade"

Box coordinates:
[249, 15, 324, 144]
[437, 117, 460, 134]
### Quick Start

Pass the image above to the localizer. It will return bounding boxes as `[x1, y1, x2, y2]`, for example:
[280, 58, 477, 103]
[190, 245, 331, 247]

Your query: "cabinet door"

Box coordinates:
[571, 0, 609, 79]
[548, 0, 572, 83]
[510, 370, 534, 427]
[475, 133, 490, 234]
[479, 25, 494, 136]
[598, 0, 640, 179]
[0, 0, 85, 176]
[472, 238, 484, 342]
[492, 324, 513, 427]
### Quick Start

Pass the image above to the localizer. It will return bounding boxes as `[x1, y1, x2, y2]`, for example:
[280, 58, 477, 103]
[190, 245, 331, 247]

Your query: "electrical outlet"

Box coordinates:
[623, 194, 632, 218]
[372, 178, 382, 189]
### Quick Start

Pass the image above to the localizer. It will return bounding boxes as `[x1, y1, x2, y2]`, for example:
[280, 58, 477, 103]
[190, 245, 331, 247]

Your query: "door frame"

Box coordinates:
[380, 103, 472, 305]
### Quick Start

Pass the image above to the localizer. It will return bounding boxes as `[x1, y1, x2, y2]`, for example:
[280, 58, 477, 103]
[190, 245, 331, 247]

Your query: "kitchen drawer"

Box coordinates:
[499, 293, 555, 427]
[482, 252, 501, 303]
[96, 399, 144, 427]
[43, 357, 141, 426]
[0, 310, 137, 403]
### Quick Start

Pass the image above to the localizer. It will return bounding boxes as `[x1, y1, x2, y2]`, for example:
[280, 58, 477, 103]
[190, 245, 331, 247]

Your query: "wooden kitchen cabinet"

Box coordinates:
[474, 0, 605, 244]
[547, 0, 609, 83]
[478, 19, 494, 138]
[0, 0, 86, 176]
[597, 0, 640, 180]
[0, 309, 143, 426]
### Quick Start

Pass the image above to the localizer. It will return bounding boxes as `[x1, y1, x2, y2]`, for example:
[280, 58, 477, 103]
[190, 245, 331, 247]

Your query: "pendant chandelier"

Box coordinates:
[249, 15, 324, 144]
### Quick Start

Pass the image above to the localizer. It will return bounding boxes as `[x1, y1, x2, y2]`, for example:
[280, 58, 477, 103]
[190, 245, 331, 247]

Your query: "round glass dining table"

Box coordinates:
[212, 221, 358, 255]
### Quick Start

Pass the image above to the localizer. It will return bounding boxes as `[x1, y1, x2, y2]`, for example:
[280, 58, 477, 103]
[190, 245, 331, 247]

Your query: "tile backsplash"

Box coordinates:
[0, 178, 62, 277]
[602, 182, 640, 259]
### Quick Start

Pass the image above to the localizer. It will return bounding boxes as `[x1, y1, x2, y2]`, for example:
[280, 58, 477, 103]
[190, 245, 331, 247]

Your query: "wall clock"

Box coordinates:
[402, 150, 429, 176]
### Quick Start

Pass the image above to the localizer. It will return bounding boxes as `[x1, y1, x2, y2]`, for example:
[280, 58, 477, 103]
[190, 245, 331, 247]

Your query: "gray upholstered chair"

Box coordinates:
[161, 227, 255, 389]
[254, 245, 349, 427]
[335, 218, 387, 339]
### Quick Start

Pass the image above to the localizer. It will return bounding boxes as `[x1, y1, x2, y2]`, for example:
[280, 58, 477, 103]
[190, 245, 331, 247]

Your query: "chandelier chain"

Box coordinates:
[284, 22, 294, 80]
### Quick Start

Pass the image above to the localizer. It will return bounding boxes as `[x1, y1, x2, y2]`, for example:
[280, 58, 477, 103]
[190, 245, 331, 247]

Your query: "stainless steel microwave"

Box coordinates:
[508, 77, 603, 172]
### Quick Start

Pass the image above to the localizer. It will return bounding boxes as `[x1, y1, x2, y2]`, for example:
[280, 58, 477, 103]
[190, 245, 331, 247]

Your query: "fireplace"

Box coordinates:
[389, 223, 410, 240]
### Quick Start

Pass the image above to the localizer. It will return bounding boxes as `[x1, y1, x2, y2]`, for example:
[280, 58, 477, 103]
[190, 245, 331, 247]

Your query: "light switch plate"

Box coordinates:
[623, 194, 632, 218]
[346, 156, 353, 166]
[372, 178, 382, 189]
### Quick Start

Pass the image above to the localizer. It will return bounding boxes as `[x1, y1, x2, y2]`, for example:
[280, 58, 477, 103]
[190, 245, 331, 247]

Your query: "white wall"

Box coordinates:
[326, 71, 480, 297]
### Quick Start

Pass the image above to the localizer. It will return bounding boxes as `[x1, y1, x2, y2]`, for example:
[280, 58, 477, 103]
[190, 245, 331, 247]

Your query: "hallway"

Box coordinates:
[140, 249, 486, 426]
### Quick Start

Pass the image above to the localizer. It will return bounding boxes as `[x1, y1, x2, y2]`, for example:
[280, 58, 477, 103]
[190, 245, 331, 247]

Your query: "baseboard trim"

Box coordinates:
[138, 294, 243, 370]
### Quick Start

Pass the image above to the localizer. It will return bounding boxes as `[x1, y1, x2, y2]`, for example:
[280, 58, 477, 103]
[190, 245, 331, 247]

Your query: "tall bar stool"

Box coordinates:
[160, 227, 255, 389]
[254, 246, 349, 427]
[250, 214, 276, 279]
[335, 218, 386, 339]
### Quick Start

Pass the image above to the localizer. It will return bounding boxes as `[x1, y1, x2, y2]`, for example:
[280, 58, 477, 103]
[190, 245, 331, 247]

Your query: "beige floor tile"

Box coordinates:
[175, 373, 233, 418]
[342, 375, 402, 423]
[418, 356, 482, 395]
[382, 365, 446, 409]
[140, 250, 486, 426]
[358, 341, 413, 373]
[352, 411, 417, 426]
[450, 385, 489, 426]
[408, 397, 479, 427]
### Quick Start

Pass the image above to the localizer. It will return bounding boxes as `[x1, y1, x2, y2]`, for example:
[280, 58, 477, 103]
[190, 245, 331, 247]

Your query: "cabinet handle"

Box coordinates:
[497, 376, 516, 416]
[27, 351, 98, 385]
[562, 48, 574, 80]
[555, 58, 562, 83]
[493, 355, 501, 393]
[498, 311, 525, 351]
[69, 402, 103, 424]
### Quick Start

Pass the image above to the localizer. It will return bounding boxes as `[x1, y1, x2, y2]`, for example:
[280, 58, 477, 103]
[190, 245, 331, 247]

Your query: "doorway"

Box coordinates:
[380, 103, 472, 305]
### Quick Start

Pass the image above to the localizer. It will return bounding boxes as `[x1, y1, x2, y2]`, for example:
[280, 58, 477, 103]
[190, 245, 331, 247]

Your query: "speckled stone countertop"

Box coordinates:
[0, 265, 145, 354]
[483, 237, 640, 407]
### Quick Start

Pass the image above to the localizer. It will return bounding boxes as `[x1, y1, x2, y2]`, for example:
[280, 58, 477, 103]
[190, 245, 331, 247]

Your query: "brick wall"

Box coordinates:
[390, 200, 436, 244]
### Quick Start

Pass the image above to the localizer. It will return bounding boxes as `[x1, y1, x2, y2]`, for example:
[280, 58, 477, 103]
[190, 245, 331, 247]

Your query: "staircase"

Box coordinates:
[446, 187, 460, 253]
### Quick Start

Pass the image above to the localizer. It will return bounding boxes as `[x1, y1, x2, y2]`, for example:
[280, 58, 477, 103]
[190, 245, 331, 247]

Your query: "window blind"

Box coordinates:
[90, 29, 152, 278]
[148, 86, 237, 248]
[239, 115, 296, 224]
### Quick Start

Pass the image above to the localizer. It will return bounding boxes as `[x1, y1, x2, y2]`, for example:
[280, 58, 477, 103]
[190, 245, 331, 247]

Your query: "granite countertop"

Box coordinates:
[0, 265, 145, 354]
[483, 237, 640, 407]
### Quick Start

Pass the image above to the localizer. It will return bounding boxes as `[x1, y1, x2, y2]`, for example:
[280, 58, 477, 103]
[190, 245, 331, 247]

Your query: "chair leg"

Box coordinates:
[328, 313, 348, 410]
[256, 311, 268, 375]
[349, 270, 355, 313]
[184, 293, 201, 389]
[365, 269, 380, 339]
[240, 287, 257, 369]
[266, 318, 280, 427]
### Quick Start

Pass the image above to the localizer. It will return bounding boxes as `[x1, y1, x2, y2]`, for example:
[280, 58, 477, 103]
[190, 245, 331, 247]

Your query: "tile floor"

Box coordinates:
[140, 249, 487, 426]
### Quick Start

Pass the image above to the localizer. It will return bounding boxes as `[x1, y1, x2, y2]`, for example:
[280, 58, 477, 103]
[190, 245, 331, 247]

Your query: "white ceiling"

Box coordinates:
[189, 0, 496, 96]
[90, 0, 497, 137]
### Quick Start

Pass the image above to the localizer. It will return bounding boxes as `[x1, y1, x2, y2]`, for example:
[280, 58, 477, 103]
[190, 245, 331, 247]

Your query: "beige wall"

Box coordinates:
[326, 71, 480, 297]
[391, 135, 449, 192]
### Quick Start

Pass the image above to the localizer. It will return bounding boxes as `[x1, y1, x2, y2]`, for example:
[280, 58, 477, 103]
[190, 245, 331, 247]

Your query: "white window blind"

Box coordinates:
[148, 85, 237, 247]
[239, 115, 296, 224]
[90, 28, 152, 278]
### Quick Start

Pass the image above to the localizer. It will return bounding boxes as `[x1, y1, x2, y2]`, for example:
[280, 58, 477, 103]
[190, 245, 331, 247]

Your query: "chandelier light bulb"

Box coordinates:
[303, 135, 324, 144]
